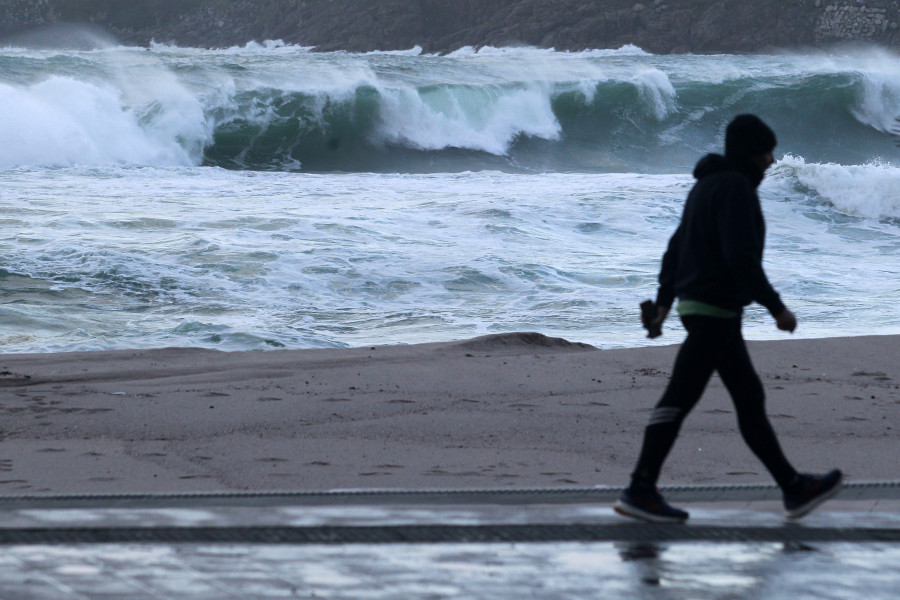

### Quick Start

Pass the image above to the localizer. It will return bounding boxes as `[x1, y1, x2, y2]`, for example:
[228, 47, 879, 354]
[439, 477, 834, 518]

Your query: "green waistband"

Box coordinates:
[676, 299, 740, 319]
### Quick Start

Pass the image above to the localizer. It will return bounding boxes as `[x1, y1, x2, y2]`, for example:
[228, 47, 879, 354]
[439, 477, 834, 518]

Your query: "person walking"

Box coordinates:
[615, 114, 842, 523]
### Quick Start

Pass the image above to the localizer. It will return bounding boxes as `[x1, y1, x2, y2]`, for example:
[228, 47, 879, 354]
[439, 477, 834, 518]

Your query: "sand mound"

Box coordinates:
[451, 332, 595, 353]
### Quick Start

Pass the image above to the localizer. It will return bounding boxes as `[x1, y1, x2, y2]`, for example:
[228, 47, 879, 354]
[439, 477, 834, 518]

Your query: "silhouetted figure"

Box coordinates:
[616, 115, 842, 523]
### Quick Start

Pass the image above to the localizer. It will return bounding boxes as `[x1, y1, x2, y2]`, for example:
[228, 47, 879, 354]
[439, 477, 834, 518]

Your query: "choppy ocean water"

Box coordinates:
[1, 41, 899, 353]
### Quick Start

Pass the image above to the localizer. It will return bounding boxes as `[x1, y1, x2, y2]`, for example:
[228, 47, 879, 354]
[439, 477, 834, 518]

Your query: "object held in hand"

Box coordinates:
[640, 300, 662, 338]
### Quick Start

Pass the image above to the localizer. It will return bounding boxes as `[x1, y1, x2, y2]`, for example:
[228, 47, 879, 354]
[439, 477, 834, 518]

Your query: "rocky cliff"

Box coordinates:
[1, 0, 898, 53]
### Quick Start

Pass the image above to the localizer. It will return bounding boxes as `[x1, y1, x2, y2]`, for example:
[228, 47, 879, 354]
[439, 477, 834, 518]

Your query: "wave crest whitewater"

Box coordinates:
[1, 43, 898, 172]
[774, 155, 900, 220]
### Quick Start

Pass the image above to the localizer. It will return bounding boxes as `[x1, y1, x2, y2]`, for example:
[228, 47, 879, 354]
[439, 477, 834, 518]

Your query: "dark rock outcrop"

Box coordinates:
[1, 0, 898, 53]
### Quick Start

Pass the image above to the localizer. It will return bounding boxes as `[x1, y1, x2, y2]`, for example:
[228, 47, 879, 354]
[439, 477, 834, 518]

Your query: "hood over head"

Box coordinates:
[692, 153, 731, 179]
[693, 152, 767, 188]
[725, 114, 777, 161]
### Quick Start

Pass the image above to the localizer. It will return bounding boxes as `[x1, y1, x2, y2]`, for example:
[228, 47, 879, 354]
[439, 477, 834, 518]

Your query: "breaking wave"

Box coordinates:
[1, 43, 898, 172]
[773, 154, 900, 220]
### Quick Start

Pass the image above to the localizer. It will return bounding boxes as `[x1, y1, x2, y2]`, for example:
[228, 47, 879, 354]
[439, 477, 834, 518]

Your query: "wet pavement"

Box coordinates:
[1, 484, 898, 599]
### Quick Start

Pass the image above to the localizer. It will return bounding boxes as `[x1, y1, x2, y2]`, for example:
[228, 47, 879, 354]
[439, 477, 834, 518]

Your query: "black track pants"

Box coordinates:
[631, 315, 798, 490]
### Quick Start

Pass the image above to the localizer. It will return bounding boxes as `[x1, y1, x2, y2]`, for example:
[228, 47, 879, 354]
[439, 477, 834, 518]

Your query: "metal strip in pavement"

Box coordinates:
[1, 523, 899, 546]
[0, 481, 898, 509]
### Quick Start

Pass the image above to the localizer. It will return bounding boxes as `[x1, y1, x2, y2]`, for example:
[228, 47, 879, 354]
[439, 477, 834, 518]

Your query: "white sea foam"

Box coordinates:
[0, 77, 199, 167]
[445, 44, 650, 58]
[375, 84, 561, 154]
[788, 48, 900, 134]
[774, 155, 900, 219]
[851, 68, 900, 133]
[633, 68, 676, 119]
[0, 41, 217, 169]
[6, 162, 900, 354]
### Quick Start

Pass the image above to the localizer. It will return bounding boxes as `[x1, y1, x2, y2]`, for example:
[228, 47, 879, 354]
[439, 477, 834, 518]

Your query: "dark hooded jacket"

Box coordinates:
[655, 153, 786, 317]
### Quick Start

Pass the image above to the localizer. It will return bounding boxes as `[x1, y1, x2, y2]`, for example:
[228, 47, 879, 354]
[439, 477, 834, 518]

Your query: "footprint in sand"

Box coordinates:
[853, 370, 893, 382]
[0, 371, 31, 384]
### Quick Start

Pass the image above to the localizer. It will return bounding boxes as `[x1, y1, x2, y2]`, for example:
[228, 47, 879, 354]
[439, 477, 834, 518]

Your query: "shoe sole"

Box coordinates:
[785, 477, 843, 520]
[613, 500, 689, 524]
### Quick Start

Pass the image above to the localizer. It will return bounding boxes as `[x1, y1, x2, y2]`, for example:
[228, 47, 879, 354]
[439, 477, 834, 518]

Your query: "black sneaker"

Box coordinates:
[784, 469, 843, 519]
[614, 487, 689, 523]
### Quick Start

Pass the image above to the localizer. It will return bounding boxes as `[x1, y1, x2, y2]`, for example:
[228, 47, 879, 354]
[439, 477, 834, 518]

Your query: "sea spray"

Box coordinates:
[0, 77, 201, 167]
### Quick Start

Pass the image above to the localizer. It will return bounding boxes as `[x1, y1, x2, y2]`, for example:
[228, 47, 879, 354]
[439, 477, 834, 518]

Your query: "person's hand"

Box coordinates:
[653, 304, 670, 328]
[774, 308, 797, 333]
[642, 304, 669, 338]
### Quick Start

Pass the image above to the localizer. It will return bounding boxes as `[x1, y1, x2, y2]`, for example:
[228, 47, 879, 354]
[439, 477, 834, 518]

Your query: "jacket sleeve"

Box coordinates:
[716, 180, 786, 316]
[655, 222, 682, 308]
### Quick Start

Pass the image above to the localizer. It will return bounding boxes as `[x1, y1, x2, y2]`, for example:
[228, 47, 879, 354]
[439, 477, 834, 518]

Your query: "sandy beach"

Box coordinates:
[1, 332, 897, 496]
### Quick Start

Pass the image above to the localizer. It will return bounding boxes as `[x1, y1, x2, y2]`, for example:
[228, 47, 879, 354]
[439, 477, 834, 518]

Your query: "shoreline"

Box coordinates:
[1, 332, 898, 496]
[3, 327, 900, 356]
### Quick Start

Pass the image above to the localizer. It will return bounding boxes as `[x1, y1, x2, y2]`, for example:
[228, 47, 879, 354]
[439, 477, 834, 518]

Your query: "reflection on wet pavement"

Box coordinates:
[1, 541, 898, 599]
[1, 484, 899, 599]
